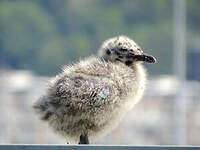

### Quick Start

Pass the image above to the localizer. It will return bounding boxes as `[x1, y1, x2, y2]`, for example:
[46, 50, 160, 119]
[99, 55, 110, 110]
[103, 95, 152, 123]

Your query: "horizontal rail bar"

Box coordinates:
[0, 145, 200, 150]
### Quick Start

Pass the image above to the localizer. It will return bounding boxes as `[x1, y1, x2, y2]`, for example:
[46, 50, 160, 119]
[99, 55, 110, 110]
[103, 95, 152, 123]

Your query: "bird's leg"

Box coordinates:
[78, 132, 89, 144]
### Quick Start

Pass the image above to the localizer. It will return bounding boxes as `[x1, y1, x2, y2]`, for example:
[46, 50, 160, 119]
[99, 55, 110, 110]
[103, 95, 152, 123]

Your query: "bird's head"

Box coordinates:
[98, 36, 156, 66]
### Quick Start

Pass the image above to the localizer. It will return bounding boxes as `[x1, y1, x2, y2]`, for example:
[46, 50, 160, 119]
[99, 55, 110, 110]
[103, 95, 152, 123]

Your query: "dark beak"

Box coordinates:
[140, 53, 157, 63]
[127, 51, 157, 63]
[128, 52, 156, 63]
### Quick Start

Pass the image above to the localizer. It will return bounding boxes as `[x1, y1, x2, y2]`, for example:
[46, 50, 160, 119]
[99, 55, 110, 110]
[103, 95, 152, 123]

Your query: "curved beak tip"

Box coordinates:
[144, 54, 157, 63]
[152, 57, 157, 63]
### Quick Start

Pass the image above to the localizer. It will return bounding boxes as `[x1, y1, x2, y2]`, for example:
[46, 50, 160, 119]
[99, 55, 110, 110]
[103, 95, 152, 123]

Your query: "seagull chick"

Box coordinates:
[33, 36, 156, 144]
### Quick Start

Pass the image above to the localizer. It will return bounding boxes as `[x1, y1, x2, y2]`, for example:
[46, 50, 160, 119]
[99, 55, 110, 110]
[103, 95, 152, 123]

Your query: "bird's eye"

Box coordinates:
[120, 48, 127, 52]
[106, 49, 111, 55]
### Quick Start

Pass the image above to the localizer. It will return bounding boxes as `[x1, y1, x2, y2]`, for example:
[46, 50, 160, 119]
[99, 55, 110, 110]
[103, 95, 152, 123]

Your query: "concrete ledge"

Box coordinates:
[0, 145, 200, 150]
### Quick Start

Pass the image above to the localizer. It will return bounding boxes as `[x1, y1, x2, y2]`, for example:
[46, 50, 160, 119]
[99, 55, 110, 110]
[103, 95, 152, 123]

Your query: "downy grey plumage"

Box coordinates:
[33, 36, 156, 144]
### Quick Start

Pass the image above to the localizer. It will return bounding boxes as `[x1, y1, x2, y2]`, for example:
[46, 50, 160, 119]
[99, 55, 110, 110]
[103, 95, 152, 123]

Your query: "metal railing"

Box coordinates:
[0, 145, 199, 150]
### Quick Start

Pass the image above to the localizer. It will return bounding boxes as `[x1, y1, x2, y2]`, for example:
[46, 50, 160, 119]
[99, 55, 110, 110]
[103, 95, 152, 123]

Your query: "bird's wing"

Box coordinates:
[49, 72, 117, 108]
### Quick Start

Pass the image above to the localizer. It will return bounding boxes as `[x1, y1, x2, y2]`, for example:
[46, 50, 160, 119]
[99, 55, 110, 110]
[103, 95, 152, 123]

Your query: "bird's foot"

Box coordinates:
[78, 133, 89, 144]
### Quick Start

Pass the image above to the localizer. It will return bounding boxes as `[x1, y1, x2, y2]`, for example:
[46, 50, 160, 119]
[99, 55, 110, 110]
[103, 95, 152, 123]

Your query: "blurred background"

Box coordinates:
[0, 0, 200, 145]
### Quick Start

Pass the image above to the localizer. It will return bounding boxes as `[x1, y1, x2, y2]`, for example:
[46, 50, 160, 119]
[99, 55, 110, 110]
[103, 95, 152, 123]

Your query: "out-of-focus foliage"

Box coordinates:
[0, 0, 199, 75]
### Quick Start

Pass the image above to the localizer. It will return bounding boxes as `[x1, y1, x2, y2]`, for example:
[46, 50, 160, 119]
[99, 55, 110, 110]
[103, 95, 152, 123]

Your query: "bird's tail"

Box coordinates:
[32, 96, 55, 121]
